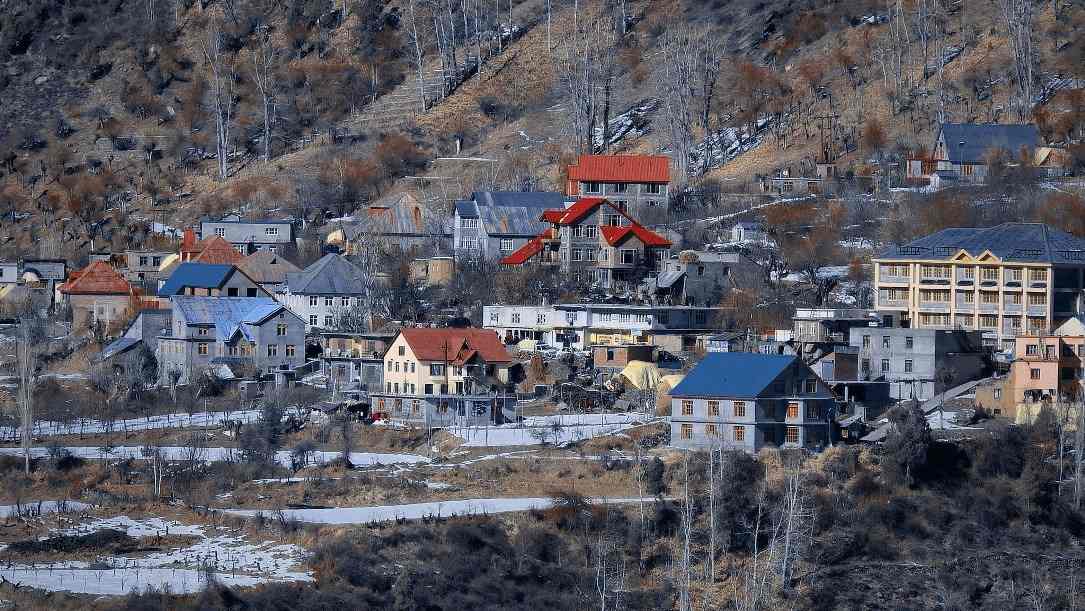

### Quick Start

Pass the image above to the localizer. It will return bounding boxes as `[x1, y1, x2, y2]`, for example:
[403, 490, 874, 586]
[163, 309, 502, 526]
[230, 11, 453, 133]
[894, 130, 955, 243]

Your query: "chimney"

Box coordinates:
[182, 227, 196, 252]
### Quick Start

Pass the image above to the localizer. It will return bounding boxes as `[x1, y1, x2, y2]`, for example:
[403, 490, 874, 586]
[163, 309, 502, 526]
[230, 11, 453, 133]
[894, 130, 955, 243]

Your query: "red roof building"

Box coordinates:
[180, 229, 244, 265]
[397, 327, 512, 364]
[59, 261, 139, 296]
[565, 155, 671, 214]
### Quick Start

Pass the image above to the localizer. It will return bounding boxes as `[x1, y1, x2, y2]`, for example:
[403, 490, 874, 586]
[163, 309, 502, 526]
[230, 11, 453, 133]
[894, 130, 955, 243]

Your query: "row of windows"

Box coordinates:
[385, 361, 462, 377]
[212, 227, 280, 237]
[384, 382, 467, 395]
[883, 263, 1050, 282]
[862, 359, 914, 373]
[309, 296, 357, 308]
[680, 400, 817, 419]
[309, 315, 334, 327]
[861, 334, 916, 350]
[190, 342, 294, 357]
[377, 398, 452, 415]
[678, 423, 800, 444]
[581, 182, 664, 195]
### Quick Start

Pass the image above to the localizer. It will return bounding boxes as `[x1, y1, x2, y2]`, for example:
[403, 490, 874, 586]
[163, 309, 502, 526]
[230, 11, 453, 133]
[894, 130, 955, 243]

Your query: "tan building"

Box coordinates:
[873, 223, 1085, 350]
[409, 257, 454, 287]
[59, 261, 154, 331]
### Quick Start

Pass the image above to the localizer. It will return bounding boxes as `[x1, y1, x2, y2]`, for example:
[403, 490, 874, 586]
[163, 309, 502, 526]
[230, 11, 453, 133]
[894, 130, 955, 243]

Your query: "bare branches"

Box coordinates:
[202, 23, 234, 182]
[998, 0, 1037, 119]
[248, 27, 279, 163]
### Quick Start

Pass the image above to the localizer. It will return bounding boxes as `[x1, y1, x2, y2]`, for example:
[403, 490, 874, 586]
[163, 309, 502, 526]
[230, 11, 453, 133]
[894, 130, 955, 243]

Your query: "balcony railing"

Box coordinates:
[880, 274, 911, 283]
[879, 298, 909, 308]
[977, 303, 999, 313]
[918, 302, 950, 312]
[955, 302, 974, 311]
[1003, 303, 1023, 314]
[1027, 305, 1048, 316]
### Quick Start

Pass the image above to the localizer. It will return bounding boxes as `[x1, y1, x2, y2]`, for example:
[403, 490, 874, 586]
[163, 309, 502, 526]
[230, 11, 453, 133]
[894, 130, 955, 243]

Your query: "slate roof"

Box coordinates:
[937, 123, 1041, 164]
[236, 250, 300, 285]
[669, 352, 799, 398]
[157, 263, 235, 296]
[876, 223, 1085, 264]
[171, 296, 291, 342]
[568, 155, 671, 183]
[398, 327, 512, 364]
[282, 254, 367, 295]
[59, 261, 137, 295]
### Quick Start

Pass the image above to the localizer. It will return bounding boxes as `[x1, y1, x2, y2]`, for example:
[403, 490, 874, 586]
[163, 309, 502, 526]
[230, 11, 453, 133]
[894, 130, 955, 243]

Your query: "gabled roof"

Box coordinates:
[568, 155, 671, 183]
[282, 254, 367, 295]
[59, 261, 137, 295]
[876, 223, 1085, 264]
[551, 197, 610, 225]
[171, 296, 294, 342]
[599, 223, 672, 248]
[670, 352, 799, 398]
[183, 235, 244, 265]
[936, 123, 1041, 164]
[157, 263, 235, 296]
[499, 230, 551, 265]
[397, 327, 511, 364]
[456, 191, 567, 238]
[236, 250, 301, 285]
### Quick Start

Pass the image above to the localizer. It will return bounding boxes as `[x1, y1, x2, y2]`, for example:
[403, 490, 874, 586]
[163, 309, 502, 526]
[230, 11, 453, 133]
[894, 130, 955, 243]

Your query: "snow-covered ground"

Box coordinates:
[782, 265, 852, 283]
[0, 409, 267, 441]
[226, 496, 655, 525]
[448, 413, 650, 447]
[0, 446, 429, 469]
[0, 516, 312, 595]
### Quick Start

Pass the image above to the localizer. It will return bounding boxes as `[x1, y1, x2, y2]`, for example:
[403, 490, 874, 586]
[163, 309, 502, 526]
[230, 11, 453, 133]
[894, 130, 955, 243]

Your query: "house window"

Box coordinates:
[265, 227, 279, 236]
[733, 426, 746, 442]
[862, 359, 870, 372]
[981, 267, 999, 281]
[424, 384, 433, 394]
[197, 343, 208, 355]
[572, 248, 582, 261]
[430, 364, 445, 376]
[511, 313, 521, 324]
[500, 239, 514, 253]
[324, 316, 333, 327]
[806, 404, 819, 419]
[276, 324, 287, 336]
[620, 250, 637, 265]
[460, 217, 478, 228]
[309, 315, 317, 326]
[585, 181, 601, 194]
[585, 225, 597, 238]
[785, 426, 800, 444]
[398, 345, 406, 356]
[882, 336, 890, 349]
[410, 362, 416, 373]
[325, 296, 333, 307]
[804, 379, 816, 394]
[411, 399, 421, 416]
[286, 344, 296, 357]
[536, 312, 546, 324]
[881, 359, 890, 373]
[706, 424, 718, 437]
[395, 362, 400, 372]
[733, 401, 746, 417]
[786, 402, 799, 419]
[680, 423, 693, 439]
[904, 360, 913, 373]
[614, 183, 628, 193]
[708, 400, 720, 416]
[198, 328, 209, 336]
[267, 344, 278, 356]
[139, 256, 149, 266]
[994, 388, 1002, 400]
[214, 228, 225, 237]
[489, 311, 499, 324]
[341, 296, 350, 306]
[681, 400, 694, 416]
[862, 335, 870, 349]
[309, 296, 318, 307]
[1031, 368, 1041, 380]
[905, 336, 913, 350]
[644, 183, 662, 195]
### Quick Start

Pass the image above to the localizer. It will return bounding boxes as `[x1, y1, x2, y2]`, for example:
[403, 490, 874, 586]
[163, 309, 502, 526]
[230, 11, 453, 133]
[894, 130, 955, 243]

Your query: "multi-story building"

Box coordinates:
[320, 331, 395, 392]
[500, 197, 671, 289]
[122, 250, 172, 284]
[372, 327, 518, 426]
[58, 261, 148, 330]
[156, 296, 305, 384]
[873, 223, 1085, 349]
[646, 251, 739, 306]
[157, 263, 270, 298]
[453, 191, 567, 261]
[849, 326, 989, 402]
[483, 302, 726, 353]
[669, 352, 836, 452]
[278, 254, 370, 330]
[565, 155, 670, 215]
[199, 215, 295, 253]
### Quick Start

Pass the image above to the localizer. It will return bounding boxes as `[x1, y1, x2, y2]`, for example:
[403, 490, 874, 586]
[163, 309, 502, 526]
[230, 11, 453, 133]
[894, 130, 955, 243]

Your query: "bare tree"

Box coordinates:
[203, 23, 234, 181]
[552, 13, 617, 154]
[248, 26, 279, 163]
[999, 0, 1037, 119]
[659, 31, 698, 179]
[16, 317, 44, 475]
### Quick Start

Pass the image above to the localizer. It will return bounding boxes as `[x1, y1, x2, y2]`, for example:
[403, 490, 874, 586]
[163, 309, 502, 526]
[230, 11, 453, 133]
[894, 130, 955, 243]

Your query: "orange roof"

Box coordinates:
[568, 155, 670, 184]
[500, 232, 548, 265]
[59, 261, 138, 295]
[541, 209, 566, 223]
[600, 223, 671, 247]
[191, 236, 244, 265]
[398, 327, 511, 364]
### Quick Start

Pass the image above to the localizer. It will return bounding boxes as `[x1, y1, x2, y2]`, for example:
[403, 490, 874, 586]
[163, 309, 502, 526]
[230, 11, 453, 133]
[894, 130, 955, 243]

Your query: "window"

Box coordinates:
[733, 426, 746, 442]
[424, 384, 433, 394]
[994, 388, 1002, 400]
[681, 400, 694, 416]
[708, 400, 720, 416]
[905, 336, 913, 350]
[585, 181, 601, 194]
[511, 313, 521, 324]
[430, 364, 445, 376]
[900, 359, 913, 374]
[324, 315, 333, 327]
[960, 266, 974, 279]
[324, 296, 333, 307]
[226, 287, 239, 296]
[806, 404, 819, 419]
[398, 345, 405, 356]
[460, 217, 478, 228]
[862, 359, 870, 372]
[706, 424, 719, 437]
[981, 267, 999, 281]
[197, 328, 209, 336]
[803, 379, 815, 394]
[309, 315, 317, 326]
[786, 402, 799, 419]
[410, 362, 416, 373]
[1026, 344, 1038, 356]
[394, 362, 400, 372]
[309, 296, 318, 307]
[489, 311, 499, 323]
[785, 426, 800, 444]
[341, 296, 350, 307]
[1028, 293, 1046, 305]
[536, 312, 546, 324]
[978, 315, 997, 328]
[265, 227, 279, 236]
[733, 401, 746, 417]
[139, 256, 149, 266]
[981, 291, 998, 304]
[680, 423, 693, 440]
[1031, 368, 1041, 380]
[614, 183, 628, 193]
[881, 359, 890, 373]
[1031, 269, 1048, 282]
[500, 239, 514, 253]
[459, 238, 477, 250]
[214, 227, 225, 237]
[882, 336, 890, 349]
[862, 335, 870, 349]
[572, 248, 583, 261]
[1007, 268, 1022, 282]
[276, 323, 287, 336]
[584, 225, 597, 238]
[197, 343, 208, 355]
[644, 183, 662, 195]
[267, 344, 278, 357]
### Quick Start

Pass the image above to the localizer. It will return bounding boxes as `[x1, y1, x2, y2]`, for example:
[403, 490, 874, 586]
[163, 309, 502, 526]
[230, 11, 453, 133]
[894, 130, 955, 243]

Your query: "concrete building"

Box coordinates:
[453, 191, 566, 260]
[156, 296, 305, 384]
[646, 251, 739, 306]
[593, 344, 654, 376]
[122, 250, 172, 284]
[669, 352, 836, 452]
[565, 155, 670, 215]
[199, 215, 295, 253]
[483, 302, 726, 353]
[873, 223, 1085, 349]
[849, 326, 989, 402]
[320, 331, 395, 392]
[278, 254, 369, 330]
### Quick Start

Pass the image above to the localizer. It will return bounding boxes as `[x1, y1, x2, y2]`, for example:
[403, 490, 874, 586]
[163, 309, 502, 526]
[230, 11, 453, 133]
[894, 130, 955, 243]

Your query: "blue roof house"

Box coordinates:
[932, 123, 1041, 184]
[157, 263, 270, 298]
[453, 191, 568, 260]
[669, 352, 837, 452]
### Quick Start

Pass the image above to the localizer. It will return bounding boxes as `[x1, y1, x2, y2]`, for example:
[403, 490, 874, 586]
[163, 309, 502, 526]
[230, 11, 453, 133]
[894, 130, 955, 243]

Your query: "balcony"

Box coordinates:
[880, 274, 911, 284]
[879, 298, 908, 309]
[977, 302, 999, 314]
[955, 301, 974, 312]
[1003, 303, 1023, 314]
[918, 301, 950, 313]
[1027, 304, 1048, 316]
[919, 276, 951, 286]
[1028, 282, 1048, 290]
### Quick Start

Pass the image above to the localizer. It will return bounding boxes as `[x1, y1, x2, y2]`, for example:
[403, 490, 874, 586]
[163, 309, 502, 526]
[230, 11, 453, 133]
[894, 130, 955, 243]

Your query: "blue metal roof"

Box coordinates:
[99, 337, 140, 361]
[669, 352, 798, 398]
[937, 123, 1040, 164]
[876, 223, 1085, 264]
[171, 296, 292, 342]
[158, 263, 235, 296]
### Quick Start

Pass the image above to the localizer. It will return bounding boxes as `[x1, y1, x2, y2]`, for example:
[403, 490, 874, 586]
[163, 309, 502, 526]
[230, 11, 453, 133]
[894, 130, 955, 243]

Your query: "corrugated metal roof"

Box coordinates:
[568, 155, 670, 183]
[172, 296, 291, 343]
[938, 123, 1040, 164]
[237, 250, 300, 284]
[669, 352, 798, 398]
[100, 337, 140, 361]
[471, 191, 567, 209]
[157, 263, 234, 296]
[283, 254, 367, 295]
[655, 270, 684, 288]
[876, 223, 1085, 263]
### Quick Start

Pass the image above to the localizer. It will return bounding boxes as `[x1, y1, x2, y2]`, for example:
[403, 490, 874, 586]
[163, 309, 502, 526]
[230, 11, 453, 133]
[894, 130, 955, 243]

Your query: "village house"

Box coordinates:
[593, 344, 655, 377]
[177, 229, 246, 265]
[157, 263, 270, 298]
[873, 223, 1085, 349]
[325, 192, 451, 255]
[906, 123, 1042, 185]
[58, 261, 149, 330]
[372, 327, 519, 426]
[99, 309, 173, 369]
[453, 191, 567, 260]
[156, 296, 305, 384]
[849, 326, 989, 402]
[669, 352, 837, 452]
[730, 221, 767, 244]
[645, 250, 739, 306]
[565, 155, 670, 215]
[500, 197, 671, 289]
[320, 331, 395, 392]
[278, 253, 370, 330]
[0, 259, 67, 309]
[235, 249, 302, 294]
[121, 250, 172, 285]
[199, 215, 296, 254]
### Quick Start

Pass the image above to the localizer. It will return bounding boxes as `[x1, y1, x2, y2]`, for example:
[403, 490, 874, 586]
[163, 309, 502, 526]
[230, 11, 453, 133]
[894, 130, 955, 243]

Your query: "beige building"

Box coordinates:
[873, 224, 1085, 350]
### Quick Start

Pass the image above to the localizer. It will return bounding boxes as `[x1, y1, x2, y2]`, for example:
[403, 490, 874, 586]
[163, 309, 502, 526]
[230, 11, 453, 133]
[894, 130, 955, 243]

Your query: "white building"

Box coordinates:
[278, 254, 369, 330]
